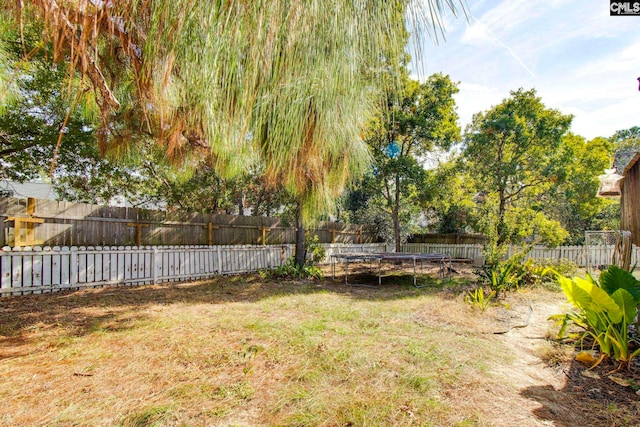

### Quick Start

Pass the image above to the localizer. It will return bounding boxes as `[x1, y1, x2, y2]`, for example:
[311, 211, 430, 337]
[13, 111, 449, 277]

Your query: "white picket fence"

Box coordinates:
[402, 243, 640, 268]
[3, 242, 636, 297]
[0, 243, 388, 297]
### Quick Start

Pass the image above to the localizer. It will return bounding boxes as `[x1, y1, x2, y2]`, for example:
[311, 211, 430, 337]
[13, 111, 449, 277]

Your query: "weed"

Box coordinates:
[214, 381, 255, 400]
[465, 287, 495, 311]
[119, 405, 173, 427]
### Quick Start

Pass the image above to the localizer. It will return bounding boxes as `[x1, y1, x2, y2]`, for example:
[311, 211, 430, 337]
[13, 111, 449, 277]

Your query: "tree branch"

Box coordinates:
[40, 0, 121, 111]
[0, 141, 41, 158]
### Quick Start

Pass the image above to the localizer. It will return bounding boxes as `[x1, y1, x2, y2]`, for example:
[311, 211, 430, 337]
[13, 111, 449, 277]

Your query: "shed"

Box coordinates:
[620, 152, 640, 245]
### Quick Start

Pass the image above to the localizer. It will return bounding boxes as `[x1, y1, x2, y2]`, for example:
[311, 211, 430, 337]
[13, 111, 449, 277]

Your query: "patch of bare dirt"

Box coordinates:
[484, 290, 640, 426]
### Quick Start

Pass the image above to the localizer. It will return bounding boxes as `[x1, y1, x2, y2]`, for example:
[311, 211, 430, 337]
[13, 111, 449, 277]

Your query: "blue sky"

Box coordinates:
[411, 0, 639, 140]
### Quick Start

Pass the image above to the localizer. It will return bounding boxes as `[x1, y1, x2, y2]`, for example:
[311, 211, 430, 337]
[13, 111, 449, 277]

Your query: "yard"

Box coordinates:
[1, 265, 639, 426]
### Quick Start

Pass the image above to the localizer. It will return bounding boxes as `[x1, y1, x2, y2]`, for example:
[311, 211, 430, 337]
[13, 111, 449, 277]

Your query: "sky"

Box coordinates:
[411, 0, 640, 140]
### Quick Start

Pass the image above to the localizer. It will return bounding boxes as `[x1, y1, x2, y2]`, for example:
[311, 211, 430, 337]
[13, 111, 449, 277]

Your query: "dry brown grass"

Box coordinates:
[1, 266, 638, 426]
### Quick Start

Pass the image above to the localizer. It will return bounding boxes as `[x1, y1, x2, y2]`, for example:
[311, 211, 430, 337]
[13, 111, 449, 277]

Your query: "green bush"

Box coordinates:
[260, 257, 323, 281]
[305, 234, 326, 265]
[477, 255, 525, 298]
[551, 266, 640, 367]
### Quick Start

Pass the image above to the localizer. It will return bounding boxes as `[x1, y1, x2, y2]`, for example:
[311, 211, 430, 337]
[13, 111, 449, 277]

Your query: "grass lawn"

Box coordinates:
[1, 266, 639, 426]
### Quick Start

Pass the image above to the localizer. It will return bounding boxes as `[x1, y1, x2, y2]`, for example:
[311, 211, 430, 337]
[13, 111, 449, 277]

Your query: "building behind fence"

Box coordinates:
[0, 197, 378, 247]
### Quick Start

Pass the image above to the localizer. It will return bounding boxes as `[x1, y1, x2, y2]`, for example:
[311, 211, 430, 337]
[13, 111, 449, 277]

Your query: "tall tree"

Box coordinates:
[423, 158, 477, 234]
[362, 73, 460, 251]
[612, 126, 640, 172]
[2, 1, 464, 215]
[548, 134, 617, 243]
[462, 88, 573, 251]
[2, 0, 465, 267]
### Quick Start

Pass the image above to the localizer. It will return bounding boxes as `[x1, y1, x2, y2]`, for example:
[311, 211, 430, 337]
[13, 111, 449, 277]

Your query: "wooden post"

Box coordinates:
[330, 228, 337, 243]
[260, 226, 270, 246]
[126, 222, 150, 246]
[202, 222, 219, 245]
[356, 226, 363, 244]
[5, 217, 45, 246]
[27, 197, 36, 216]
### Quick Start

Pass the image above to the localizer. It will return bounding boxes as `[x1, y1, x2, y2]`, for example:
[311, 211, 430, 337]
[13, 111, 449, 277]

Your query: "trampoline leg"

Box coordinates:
[345, 259, 349, 285]
[413, 258, 416, 287]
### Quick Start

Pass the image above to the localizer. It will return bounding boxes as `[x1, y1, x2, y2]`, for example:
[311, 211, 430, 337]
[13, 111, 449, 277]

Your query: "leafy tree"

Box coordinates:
[549, 134, 617, 243]
[2, 1, 466, 267]
[611, 126, 640, 172]
[361, 73, 460, 251]
[0, 23, 165, 206]
[2, 1, 464, 217]
[0, 24, 92, 182]
[423, 158, 477, 234]
[462, 88, 573, 249]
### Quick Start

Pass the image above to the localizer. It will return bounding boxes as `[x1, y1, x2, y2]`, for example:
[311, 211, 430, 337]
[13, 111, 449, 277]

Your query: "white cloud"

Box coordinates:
[575, 39, 640, 77]
[453, 82, 505, 130]
[411, 0, 640, 139]
[460, 21, 494, 47]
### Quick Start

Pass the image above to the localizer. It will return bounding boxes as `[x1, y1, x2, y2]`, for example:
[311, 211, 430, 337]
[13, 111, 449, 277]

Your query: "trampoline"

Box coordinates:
[330, 252, 452, 288]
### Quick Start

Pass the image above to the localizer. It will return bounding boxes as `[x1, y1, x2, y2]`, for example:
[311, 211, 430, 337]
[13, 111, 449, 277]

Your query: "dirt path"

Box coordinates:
[483, 295, 584, 426]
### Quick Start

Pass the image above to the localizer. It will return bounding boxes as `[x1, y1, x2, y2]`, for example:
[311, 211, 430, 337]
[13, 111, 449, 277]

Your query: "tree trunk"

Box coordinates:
[393, 172, 401, 252]
[237, 191, 245, 216]
[392, 209, 401, 253]
[294, 203, 306, 269]
[497, 187, 507, 246]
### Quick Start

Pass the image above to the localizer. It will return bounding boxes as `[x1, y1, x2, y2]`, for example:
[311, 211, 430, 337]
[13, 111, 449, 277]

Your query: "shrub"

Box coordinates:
[477, 255, 525, 298]
[551, 266, 640, 367]
[260, 258, 323, 281]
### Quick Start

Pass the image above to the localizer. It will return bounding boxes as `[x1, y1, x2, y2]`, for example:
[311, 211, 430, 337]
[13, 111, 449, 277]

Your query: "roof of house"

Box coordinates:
[623, 152, 640, 176]
[0, 181, 58, 200]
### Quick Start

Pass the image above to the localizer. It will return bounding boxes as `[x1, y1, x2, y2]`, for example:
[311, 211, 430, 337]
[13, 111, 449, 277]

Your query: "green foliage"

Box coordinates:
[265, 234, 326, 280]
[305, 234, 326, 265]
[465, 287, 495, 311]
[356, 72, 461, 249]
[463, 88, 573, 247]
[554, 268, 640, 365]
[612, 126, 640, 172]
[512, 258, 555, 288]
[599, 266, 640, 304]
[549, 134, 617, 244]
[478, 255, 525, 298]
[423, 158, 477, 234]
[4, 1, 466, 223]
[261, 258, 323, 281]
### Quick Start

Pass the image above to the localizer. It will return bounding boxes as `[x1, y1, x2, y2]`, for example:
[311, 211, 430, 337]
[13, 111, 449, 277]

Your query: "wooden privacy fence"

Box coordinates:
[0, 197, 377, 247]
[0, 243, 388, 296]
[408, 233, 488, 245]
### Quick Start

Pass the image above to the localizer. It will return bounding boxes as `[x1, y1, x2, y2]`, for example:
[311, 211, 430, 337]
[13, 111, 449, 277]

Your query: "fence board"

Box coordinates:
[22, 248, 32, 293]
[42, 248, 52, 292]
[12, 249, 22, 296]
[33, 249, 42, 294]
